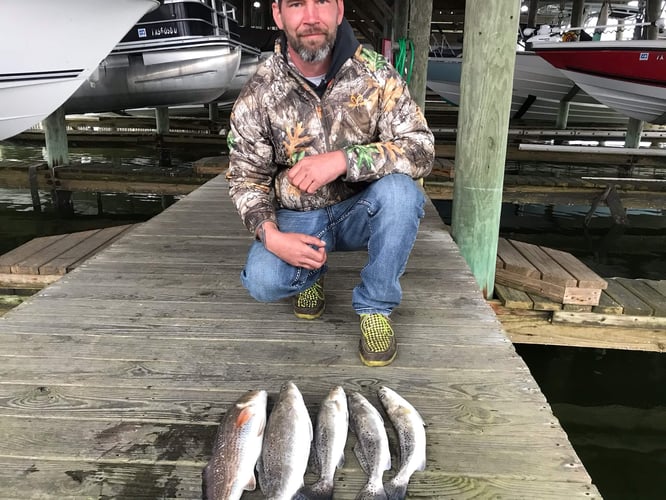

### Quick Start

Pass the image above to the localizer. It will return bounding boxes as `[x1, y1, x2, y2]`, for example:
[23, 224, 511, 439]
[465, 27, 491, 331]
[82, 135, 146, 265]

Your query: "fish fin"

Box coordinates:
[384, 477, 407, 500]
[235, 406, 252, 428]
[352, 442, 371, 476]
[244, 472, 257, 491]
[309, 443, 320, 475]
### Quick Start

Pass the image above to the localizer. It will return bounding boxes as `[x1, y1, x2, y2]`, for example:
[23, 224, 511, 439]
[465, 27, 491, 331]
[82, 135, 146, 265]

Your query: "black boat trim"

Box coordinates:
[0, 69, 84, 83]
[111, 36, 242, 55]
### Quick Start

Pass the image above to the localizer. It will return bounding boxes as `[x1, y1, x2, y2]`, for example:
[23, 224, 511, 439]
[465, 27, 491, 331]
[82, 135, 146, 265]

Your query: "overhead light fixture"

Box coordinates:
[521, 5, 529, 13]
[253, 1, 260, 8]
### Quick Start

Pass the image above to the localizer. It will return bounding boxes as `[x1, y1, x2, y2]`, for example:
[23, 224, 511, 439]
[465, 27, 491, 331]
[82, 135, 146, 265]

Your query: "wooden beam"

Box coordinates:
[408, 0, 434, 109]
[451, 0, 519, 298]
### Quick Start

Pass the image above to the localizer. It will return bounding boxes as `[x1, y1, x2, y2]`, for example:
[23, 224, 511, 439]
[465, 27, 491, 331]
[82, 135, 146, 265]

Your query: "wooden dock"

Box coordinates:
[495, 277, 666, 353]
[0, 175, 600, 498]
[492, 237, 666, 353]
[0, 225, 136, 289]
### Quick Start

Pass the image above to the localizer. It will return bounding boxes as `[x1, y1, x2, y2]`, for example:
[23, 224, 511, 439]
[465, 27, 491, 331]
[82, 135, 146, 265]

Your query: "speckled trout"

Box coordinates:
[258, 381, 313, 500]
[300, 386, 349, 500]
[377, 387, 426, 500]
[348, 391, 391, 500]
[202, 389, 268, 500]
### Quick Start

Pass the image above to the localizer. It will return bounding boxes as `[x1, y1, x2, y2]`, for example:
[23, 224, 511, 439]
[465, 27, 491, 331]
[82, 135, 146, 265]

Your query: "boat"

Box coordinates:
[64, 0, 255, 114]
[0, 0, 159, 141]
[531, 39, 666, 124]
[427, 51, 627, 125]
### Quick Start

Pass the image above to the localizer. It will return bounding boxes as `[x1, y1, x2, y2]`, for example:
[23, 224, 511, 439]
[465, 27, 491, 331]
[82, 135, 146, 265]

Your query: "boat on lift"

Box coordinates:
[65, 0, 256, 114]
[427, 48, 627, 125]
[0, 0, 159, 141]
[532, 39, 666, 124]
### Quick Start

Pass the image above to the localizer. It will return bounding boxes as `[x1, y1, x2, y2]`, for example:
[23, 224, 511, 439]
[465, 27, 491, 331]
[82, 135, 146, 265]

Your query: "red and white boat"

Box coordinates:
[532, 39, 666, 124]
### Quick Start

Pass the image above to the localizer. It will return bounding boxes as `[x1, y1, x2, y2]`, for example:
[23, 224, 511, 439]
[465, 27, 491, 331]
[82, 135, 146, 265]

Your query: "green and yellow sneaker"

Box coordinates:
[359, 313, 397, 367]
[293, 278, 325, 319]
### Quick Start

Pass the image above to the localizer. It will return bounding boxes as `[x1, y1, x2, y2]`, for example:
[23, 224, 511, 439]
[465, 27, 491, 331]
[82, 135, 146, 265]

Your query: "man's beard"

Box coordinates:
[286, 30, 336, 63]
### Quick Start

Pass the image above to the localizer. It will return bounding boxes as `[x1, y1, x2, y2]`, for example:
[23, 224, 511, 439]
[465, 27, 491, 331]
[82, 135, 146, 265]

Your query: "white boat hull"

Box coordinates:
[559, 70, 666, 124]
[0, 0, 159, 140]
[65, 38, 243, 113]
[427, 52, 627, 124]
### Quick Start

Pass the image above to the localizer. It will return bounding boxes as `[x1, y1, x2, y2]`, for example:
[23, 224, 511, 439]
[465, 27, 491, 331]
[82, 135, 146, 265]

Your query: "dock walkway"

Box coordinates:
[0, 175, 600, 498]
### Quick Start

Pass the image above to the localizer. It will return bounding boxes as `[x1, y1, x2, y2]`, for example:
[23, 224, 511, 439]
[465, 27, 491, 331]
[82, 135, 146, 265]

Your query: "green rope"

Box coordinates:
[395, 38, 415, 84]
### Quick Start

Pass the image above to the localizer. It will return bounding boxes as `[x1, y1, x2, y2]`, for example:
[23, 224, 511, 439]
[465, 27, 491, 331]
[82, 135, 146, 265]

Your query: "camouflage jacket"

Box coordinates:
[226, 23, 434, 235]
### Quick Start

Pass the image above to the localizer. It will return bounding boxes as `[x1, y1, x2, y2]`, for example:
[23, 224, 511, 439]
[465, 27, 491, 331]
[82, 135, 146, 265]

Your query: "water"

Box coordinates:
[2, 140, 666, 498]
[0, 140, 223, 255]
[515, 344, 666, 500]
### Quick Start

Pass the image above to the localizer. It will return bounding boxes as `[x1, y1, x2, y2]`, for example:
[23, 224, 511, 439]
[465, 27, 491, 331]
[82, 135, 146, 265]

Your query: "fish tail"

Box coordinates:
[384, 477, 407, 500]
[296, 479, 335, 500]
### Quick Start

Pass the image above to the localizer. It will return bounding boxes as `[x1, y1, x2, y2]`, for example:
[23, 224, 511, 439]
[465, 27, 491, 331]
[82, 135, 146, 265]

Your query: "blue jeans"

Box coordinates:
[240, 174, 426, 316]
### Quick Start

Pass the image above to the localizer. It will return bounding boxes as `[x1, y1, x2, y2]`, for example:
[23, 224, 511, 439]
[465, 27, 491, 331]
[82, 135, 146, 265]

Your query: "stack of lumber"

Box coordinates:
[495, 238, 607, 309]
[494, 239, 666, 335]
[0, 225, 135, 289]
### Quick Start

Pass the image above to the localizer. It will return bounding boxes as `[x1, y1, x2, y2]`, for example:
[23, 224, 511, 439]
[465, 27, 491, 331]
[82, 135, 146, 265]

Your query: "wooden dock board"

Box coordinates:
[0, 225, 135, 288]
[0, 175, 600, 498]
[496, 238, 607, 306]
[496, 275, 666, 352]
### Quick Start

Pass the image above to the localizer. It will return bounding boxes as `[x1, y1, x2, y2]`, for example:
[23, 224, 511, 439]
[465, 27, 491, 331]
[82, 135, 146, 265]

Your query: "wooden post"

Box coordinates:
[570, 0, 586, 28]
[43, 106, 69, 168]
[556, 101, 571, 129]
[625, 118, 644, 149]
[208, 102, 219, 122]
[451, 0, 519, 298]
[407, 0, 433, 110]
[646, 0, 662, 40]
[394, 0, 409, 43]
[43, 105, 73, 213]
[527, 0, 538, 27]
[155, 106, 170, 135]
[623, 0, 660, 150]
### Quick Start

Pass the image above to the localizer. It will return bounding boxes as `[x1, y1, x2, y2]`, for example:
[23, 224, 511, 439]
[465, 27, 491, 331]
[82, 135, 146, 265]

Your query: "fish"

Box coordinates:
[202, 389, 268, 500]
[299, 386, 349, 500]
[377, 386, 427, 500]
[348, 391, 391, 500]
[258, 381, 313, 500]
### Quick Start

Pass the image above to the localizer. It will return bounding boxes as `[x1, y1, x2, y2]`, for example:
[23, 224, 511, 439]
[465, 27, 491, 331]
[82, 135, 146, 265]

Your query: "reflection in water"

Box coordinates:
[517, 345, 666, 500]
[0, 140, 224, 255]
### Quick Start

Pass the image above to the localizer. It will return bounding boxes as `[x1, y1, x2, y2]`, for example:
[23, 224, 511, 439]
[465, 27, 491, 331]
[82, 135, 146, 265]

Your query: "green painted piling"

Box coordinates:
[155, 107, 170, 135]
[451, 0, 519, 298]
[626, 118, 644, 149]
[43, 105, 72, 213]
[43, 106, 69, 167]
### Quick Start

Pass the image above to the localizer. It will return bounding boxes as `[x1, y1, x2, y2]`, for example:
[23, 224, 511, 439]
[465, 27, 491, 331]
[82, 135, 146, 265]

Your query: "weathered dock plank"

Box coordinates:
[0, 175, 600, 498]
[0, 458, 597, 499]
[0, 225, 136, 288]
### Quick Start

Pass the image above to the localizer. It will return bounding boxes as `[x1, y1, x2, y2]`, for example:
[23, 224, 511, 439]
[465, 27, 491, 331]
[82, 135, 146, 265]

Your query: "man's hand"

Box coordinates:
[287, 150, 347, 194]
[258, 222, 327, 270]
